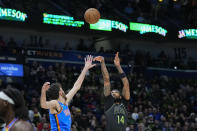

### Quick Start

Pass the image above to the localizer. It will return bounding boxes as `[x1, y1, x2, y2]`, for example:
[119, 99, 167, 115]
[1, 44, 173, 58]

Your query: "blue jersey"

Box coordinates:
[49, 102, 71, 131]
[2, 118, 18, 131]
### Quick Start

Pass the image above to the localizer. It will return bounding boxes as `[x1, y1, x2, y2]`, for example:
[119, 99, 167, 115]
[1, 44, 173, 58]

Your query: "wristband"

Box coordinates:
[120, 73, 126, 79]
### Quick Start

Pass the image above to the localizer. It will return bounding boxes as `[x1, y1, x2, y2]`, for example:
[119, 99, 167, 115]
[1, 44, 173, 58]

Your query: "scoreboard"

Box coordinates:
[43, 13, 84, 27]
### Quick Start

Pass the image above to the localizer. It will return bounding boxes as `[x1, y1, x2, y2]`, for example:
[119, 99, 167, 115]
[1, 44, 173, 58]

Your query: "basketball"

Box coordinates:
[84, 8, 100, 24]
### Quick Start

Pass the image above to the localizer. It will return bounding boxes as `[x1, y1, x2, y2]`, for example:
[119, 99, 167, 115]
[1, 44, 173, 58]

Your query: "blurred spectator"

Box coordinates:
[137, 13, 145, 22]
[42, 122, 50, 131]
[29, 107, 34, 122]
[7, 37, 17, 48]
[21, 39, 27, 48]
[0, 36, 6, 48]
[63, 42, 71, 50]
[44, 39, 51, 49]
[38, 36, 43, 47]
[124, 2, 134, 15]
[33, 107, 42, 126]
[99, 47, 105, 53]
[37, 115, 50, 131]
[77, 39, 87, 51]
[158, 50, 167, 60]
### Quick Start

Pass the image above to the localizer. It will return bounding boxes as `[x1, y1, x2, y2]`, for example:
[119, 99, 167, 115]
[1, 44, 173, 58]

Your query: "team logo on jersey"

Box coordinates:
[63, 109, 70, 116]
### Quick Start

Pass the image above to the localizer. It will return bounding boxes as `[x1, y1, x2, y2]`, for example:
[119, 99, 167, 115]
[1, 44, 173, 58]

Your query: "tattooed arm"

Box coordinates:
[94, 56, 111, 96]
[114, 52, 130, 100]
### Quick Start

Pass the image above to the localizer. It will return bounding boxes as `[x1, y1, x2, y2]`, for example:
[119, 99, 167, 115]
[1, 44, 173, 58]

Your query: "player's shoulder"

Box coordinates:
[48, 100, 59, 109]
[49, 100, 59, 104]
[104, 95, 113, 99]
[11, 120, 34, 131]
[121, 98, 129, 107]
[122, 97, 129, 102]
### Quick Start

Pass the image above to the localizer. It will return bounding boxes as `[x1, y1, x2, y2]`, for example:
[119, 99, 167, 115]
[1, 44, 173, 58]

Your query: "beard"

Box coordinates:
[114, 97, 121, 103]
[62, 92, 67, 101]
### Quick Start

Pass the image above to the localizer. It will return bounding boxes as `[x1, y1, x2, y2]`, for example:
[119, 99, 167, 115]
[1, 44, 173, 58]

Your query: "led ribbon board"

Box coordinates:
[90, 19, 128, 32]
[178, 29, 197, 39]
[0, 7, 27, 21]
[130, 22, 167, 37]
[43, 13, 84, 27]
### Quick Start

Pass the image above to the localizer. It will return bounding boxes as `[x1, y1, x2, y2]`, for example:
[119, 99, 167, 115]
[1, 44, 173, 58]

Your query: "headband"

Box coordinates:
[0, 91, 15, 104]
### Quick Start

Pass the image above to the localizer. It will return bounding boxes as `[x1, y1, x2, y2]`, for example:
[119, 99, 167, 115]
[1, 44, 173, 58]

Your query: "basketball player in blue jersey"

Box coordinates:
[40, 55, 96, 131]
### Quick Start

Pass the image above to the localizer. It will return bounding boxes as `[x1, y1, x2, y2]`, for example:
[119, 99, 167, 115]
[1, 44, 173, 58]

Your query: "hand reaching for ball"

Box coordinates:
[93, 56, 104, 63]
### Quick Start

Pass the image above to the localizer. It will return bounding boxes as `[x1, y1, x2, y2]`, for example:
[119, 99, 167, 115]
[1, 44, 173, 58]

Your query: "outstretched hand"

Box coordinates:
[84, 55, 96, 69]
[114, 52, 120, 66]
[93, 56, 104, 63]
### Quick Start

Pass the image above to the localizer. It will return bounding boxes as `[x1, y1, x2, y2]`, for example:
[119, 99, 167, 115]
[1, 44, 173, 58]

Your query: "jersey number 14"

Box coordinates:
[117, 115, 125, 125]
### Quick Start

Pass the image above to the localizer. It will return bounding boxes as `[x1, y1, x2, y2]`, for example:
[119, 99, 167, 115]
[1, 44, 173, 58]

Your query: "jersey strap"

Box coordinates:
[2, 118, 18, 131]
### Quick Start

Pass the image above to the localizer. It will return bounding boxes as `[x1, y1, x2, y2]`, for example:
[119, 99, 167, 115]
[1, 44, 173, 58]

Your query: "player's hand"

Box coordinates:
[42, 82, 50, 92]
[93, 56, 104, 63]
[114, 52, 120, 66]
[84, 55, 96, 69]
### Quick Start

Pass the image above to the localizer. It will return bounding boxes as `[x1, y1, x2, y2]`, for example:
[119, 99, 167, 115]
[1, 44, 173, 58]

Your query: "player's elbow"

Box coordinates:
[40, 105, 45, 109]
[104, 92, 110, 97]
[124, 95, 130, 101]
[40, 103, 48, 109]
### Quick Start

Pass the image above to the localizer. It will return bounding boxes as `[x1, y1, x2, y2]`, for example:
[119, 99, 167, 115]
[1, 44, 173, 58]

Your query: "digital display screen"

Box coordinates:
[178, 29, 197, 39]
[130, 22, 167, 37]
[111, 21, 128, 32]
[0, 7, 27, 21]
[90, 19, 112, 31]
[43, 13, 84, 27]
[0, 63, 24, 77]
[90, 19, 128, 32]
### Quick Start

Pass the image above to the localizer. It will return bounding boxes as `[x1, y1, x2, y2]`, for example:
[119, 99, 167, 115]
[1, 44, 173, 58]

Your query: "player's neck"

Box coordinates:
[58, 97, 66, 104]
[114, 102, 120, 104]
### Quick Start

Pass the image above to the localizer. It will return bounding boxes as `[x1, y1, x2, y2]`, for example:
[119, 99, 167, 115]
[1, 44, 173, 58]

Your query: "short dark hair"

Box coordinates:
[3, 87, 29, 120]
[111, 89, 120, 94]
[46, 83, 62, 101]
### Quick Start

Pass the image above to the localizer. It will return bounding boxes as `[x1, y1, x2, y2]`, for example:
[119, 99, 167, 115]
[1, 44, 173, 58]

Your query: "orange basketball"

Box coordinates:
[84, 8, 100, 24]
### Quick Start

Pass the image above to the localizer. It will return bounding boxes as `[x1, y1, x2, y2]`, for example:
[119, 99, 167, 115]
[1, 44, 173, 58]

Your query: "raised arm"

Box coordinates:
[114, 52, 130, 100]
[40, 82, 59, 109]
[40, 82, 50, 109]
[94, 56, 111, 96]
[66, 55, 96, 104]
